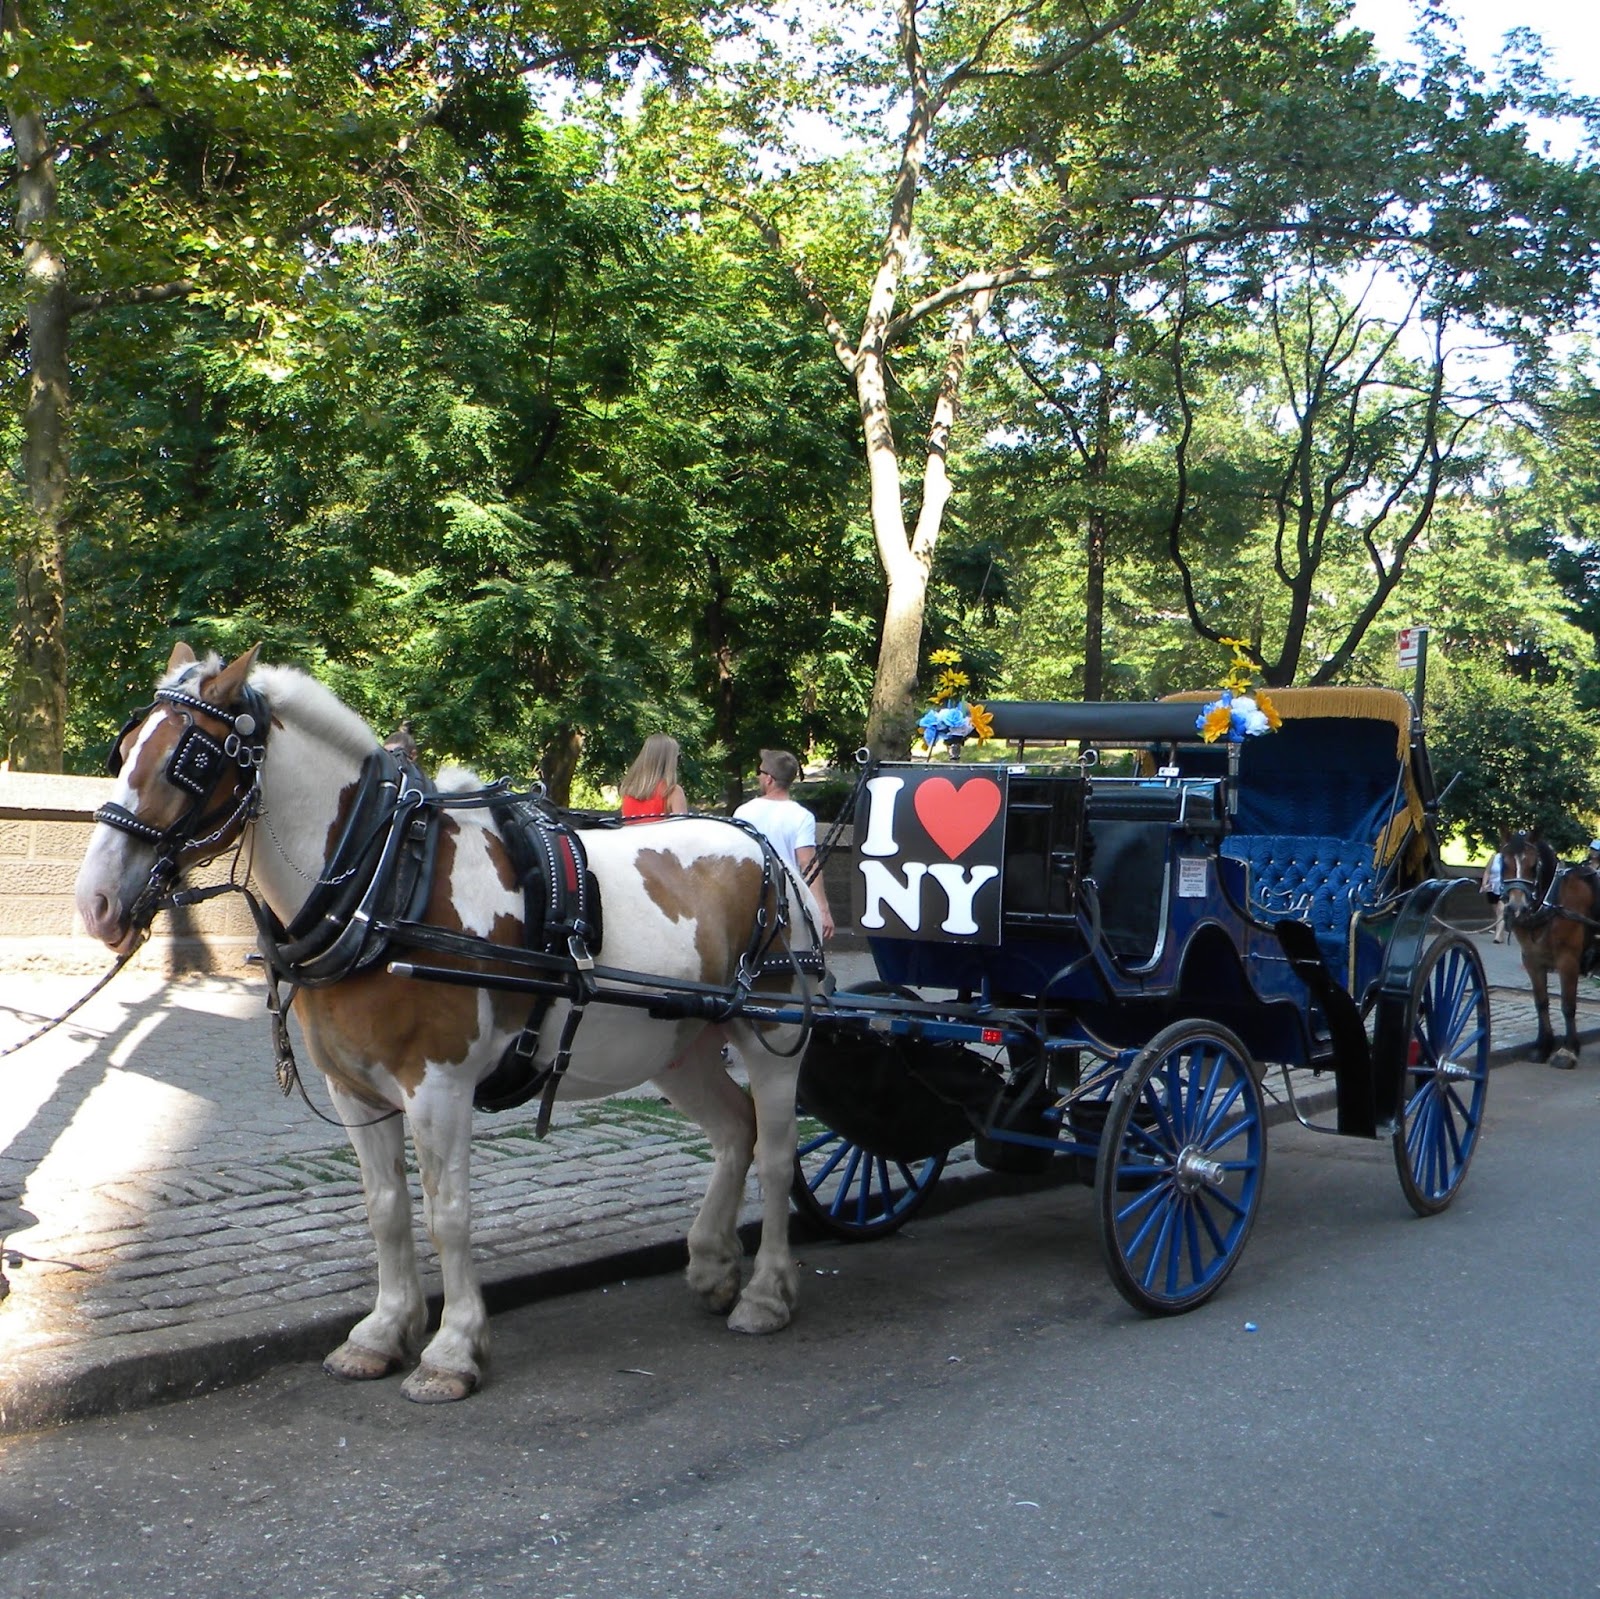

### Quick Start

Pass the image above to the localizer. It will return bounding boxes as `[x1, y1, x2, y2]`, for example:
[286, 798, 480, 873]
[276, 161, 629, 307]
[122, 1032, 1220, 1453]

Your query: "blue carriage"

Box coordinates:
[793, 687, 1490, 1314]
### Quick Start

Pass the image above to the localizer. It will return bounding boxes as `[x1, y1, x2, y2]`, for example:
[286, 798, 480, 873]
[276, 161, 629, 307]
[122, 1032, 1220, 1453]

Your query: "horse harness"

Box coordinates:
[95, 687, 817, 1133]
[99, 681, 273, 932]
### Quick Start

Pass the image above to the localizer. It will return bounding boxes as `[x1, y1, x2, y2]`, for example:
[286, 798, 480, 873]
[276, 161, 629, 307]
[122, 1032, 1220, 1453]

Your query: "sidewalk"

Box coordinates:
[1, 930, 1590, 1435]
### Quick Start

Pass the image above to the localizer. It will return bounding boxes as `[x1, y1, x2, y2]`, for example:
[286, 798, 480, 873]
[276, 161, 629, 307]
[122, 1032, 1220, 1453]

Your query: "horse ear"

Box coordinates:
[166, 642, 197, 674]
[205, 643, 262, 707]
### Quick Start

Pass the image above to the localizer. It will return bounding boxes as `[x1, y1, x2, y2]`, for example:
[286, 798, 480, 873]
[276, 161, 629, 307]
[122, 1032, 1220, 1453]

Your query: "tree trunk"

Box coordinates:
[539, 726, 584, 808]
[861, 288, 990, 758]
[1083, 507, 1107, 701]
[703, 553, 742, 812]
[5, 71, 71, 770]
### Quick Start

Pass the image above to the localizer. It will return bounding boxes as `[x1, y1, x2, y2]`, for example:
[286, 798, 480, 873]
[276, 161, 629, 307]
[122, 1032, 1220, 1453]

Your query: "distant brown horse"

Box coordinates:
[1499, 832, 1600, 1069]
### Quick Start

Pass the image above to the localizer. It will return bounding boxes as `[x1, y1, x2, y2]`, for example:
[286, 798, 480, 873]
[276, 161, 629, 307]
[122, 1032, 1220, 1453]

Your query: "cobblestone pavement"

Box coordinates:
[1, 931, 1592, 1434]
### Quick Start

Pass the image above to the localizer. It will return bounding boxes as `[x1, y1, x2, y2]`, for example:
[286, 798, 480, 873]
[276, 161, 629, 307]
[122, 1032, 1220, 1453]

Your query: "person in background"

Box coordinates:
[383, 720, 419, 761]
[734, 748, 835, 940]
[620, 733, 688, 820]
[1587, 838, 1600, 871]
[1480, 847, 1505, 944]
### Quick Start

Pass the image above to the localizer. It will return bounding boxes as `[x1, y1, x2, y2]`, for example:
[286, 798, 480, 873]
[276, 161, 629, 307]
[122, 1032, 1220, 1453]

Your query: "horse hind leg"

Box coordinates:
[655, 1026, 755, 1318]
[322, 1083, 426, 1382]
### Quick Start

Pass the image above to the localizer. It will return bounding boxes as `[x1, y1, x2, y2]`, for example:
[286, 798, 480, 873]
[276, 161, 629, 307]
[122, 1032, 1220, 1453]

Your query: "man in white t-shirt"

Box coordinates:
[734, 748, 835, 940]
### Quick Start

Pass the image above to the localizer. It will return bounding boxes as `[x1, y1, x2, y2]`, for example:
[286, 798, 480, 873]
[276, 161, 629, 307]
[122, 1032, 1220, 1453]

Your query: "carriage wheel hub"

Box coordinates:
[1175, 1146, 1226, 1192]
[1438, 1058, 1473, 1080]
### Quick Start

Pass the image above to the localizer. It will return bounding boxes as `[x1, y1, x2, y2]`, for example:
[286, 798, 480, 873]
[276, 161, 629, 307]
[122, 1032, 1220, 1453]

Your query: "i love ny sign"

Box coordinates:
[852, 766, 1009, 943]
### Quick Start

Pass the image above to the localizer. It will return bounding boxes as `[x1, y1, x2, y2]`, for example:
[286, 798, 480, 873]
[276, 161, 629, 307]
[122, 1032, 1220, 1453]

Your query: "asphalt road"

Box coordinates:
[2, 1055, 1597, 1599]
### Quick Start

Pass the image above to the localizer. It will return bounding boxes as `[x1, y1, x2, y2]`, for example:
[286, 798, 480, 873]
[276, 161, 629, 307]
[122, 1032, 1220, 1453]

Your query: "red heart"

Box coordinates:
[912, 775, 1002, 860]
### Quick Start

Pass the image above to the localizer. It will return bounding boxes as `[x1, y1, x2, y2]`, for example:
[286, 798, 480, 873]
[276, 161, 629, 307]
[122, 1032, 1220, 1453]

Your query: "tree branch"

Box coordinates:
[949, 1, 1151, 88]
[67, 279, 197, 316]
[691, 186, 858, 372]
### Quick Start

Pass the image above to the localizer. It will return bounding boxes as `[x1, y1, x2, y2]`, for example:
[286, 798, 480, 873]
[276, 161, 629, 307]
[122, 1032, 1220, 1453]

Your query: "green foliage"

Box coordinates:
[56, 93, 873, 799]
[1427, 662, 1600, 854]
[15, 0, 1600, 811]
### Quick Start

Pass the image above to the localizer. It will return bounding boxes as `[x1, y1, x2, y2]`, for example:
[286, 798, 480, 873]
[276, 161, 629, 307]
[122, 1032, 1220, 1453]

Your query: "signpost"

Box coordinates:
[1399, 625, 1428, 712]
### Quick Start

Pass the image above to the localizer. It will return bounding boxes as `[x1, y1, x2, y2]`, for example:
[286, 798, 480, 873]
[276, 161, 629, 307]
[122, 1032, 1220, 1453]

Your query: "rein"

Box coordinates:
[82, 674, 826, 1130]
[4, 680, 270, 1063]
[0, 949, 140, 1062]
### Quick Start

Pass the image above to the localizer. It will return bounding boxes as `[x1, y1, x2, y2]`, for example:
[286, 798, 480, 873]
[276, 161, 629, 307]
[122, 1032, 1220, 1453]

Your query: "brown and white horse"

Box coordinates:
[1499, 831, 1599, 1070]
[74, 644, 817, 1402]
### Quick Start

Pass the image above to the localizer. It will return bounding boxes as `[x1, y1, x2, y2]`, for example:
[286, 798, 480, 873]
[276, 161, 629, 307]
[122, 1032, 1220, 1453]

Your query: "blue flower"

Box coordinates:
[918, 703, 976, 749]
[1197, 689, 1273, 744]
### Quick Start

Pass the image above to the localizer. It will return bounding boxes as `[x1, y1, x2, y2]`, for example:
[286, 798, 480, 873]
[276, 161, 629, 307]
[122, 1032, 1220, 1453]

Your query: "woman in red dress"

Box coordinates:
[620, 733, 689, 819]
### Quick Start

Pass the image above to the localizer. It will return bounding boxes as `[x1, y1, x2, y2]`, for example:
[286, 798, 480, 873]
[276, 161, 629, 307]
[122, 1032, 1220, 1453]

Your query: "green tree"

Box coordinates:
[1, 0, 719, 769]
[662, 0, 1600, 748]
[1427, 660, 1600, 853]
[60, 106, 870, 803]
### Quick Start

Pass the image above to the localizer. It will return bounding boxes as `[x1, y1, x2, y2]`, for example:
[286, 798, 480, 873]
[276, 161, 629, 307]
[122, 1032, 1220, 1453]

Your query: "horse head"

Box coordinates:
[1498, 831, 1553, 932]
[75, 643, 267, 953]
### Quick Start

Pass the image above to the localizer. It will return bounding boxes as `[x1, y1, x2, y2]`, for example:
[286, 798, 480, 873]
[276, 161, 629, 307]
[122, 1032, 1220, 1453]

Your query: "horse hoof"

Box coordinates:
[688, 1264, 742, 1316]
[1549, 1051, 1577, 1071]
[726, 1297, 792, 1337]
[402, 1362, 479, 1404]
[323, 1340, 404, 1382]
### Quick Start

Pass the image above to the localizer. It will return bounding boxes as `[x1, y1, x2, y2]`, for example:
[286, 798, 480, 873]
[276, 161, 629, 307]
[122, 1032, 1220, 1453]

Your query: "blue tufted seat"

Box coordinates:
[1220, 834, 1378, 966]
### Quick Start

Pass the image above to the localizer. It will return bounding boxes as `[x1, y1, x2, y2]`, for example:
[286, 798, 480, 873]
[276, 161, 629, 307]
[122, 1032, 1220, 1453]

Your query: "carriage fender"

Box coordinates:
[1369, 878, 1479, 1129]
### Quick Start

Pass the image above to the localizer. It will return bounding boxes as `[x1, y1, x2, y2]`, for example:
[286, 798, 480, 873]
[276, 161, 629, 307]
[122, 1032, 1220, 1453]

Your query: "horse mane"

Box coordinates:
[436, 763, 487, 795]
[166, 653, 381, 763]
[251, 664, 382, 761]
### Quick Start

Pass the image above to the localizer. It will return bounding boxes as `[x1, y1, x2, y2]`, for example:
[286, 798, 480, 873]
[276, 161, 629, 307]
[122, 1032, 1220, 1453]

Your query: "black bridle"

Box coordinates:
[96, 681, 272, 936]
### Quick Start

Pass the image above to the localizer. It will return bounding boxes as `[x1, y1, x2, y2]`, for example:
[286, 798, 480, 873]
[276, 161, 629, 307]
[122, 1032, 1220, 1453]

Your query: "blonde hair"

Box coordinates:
[622, 733, 681, 801]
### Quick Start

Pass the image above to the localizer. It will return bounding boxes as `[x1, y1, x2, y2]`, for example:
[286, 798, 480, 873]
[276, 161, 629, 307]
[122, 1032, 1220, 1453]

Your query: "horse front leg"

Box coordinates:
[727, 1023, 801, 1337]
[655, 1025, 756, 1318]
[402, 1081, 487, 1402]
[1526, 962, 1556, 1062]
[323, 1082, 425, 1382]
[1552, 957, 1581, 1070]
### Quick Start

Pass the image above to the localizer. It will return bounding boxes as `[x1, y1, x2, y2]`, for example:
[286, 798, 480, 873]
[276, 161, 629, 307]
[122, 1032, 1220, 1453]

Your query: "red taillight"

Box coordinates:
[981, 1027, 1003, 1044]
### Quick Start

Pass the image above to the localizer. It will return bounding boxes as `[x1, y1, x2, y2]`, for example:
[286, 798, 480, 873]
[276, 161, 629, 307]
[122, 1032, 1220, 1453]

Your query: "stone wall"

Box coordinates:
[0, 771, 257, 975]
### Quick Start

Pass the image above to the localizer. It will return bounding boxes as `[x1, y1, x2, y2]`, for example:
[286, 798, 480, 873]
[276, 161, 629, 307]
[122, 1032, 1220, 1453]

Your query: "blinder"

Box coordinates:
[106, 707, 151, 777]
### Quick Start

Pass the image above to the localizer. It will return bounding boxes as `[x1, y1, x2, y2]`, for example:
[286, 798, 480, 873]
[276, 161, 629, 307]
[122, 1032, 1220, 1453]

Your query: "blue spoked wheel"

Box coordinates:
[791, 1125, 947, 1240]
[1095, 1020, 1266, 1316]
[1393, 934, 1489, 1216]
